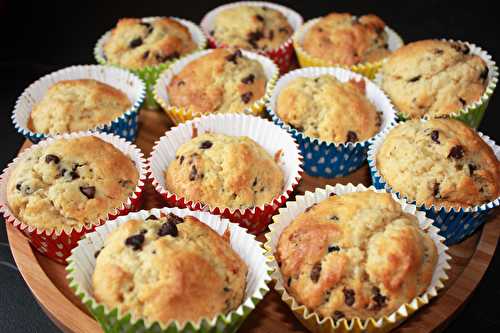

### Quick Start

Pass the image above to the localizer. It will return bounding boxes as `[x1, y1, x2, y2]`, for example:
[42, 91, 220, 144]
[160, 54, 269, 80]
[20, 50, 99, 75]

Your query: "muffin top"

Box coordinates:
[29, 79, 131, 135]
[93, 214, 247, 326]
[303, 13, 390, 66]
[7, 136, 139, 230]
[211, 5, 293, 51]
[165, 132, 284, 210]
[376, 119, 500, 209]
[103, 17, 197, 70]
[380, 40, 489, 119]
[168, 49, 267, 115]
[275, 191, 438, 320]
[276, 75, 381, 143]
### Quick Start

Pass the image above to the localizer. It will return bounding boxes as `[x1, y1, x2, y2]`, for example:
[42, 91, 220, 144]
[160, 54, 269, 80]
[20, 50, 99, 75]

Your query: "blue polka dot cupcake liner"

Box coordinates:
[12, 65, 146, 143]
[367, 123, 500, 245]
[267, 67, 398, 178]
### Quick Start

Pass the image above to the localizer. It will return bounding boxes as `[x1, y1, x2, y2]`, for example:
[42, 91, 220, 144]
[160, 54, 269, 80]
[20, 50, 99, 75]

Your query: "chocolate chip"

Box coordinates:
[279, 27, 289, 33]
[178, 155, 184, 164]
[330, 215, 339, 221]
[255, 14, 264, 22]
[346, 131, 358, 143]
[155, 51, 180, 62]
[15, 183, 21, 191]
[118, 179, 133, 188]
[177, 80, 185, 86]
[125, 233, 145, 250]
[317, 27, 323, 32]
[252, 178, 258, 187]
[468, 163, 477, 176]
[459, 97, 467, 106]
[433, 182, 440, 198]
[480, 66, 489, 81]
[70, 170, 79, 180]
[142, 50, 150, 60]
[79, 186, 95, 199]
[287, 277, 292, 287]
[268, 30, 274, 40]
[165, 213, 184, 225]
[129, 37, 143, 48]
[189, 165, 197, 181]
[343, 288, 355, 306]
[328, 245, 340, 252]
[21, 184, 34, 195]
[140, 22, 153, 34]
[448, 145, 465, 159]
[434, 48, 444, 55]
[146, 215, 158, 220]
[247, 30, 264, 48]
[383, 43, 389, 49]
[241, 92, 253, 104]
[199, 140, 213, 149]
[241, 73, 255, 84]
[310, 262, 322, 282]
[140, 229, 148, 234]
[451, 42, 469, 54]
[158, 221, 178, 237]
[223, 287, 230, 292]
[94, 249, 101, 258]
[225, 49, 242, 64]
[408, 75, 421, 82]
[45, 154, 60, 164]
[371, 287, 387, 310]
[430, 130, 440, 144]
[332, 311, 345, 320]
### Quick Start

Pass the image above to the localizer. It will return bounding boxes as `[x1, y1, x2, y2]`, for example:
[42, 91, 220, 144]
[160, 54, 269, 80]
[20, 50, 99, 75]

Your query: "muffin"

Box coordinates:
[92, 214, 247, 325]
[276, 75, 381, 143]
[275, 191, 438, 320]
[303, 13, 390, 66]
[28, 79, 131, 135]
[376, 119, 500, 209]
[103, 17, 197, 70]
[164, 132, 284, 209]
[6, 136, 139, 230]
[380, 40, 489, 119]
[167, 49, 267, 115]
[211, 5, 293, 51]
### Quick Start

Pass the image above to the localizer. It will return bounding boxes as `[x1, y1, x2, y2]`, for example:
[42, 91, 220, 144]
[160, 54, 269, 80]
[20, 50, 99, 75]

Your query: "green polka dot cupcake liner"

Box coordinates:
[267, 67, 398, 178]
[12, 65, 146, 143]
[374, 39, 498, 129]
[66, 207, 271, 333]
[94, 16, 207, 109]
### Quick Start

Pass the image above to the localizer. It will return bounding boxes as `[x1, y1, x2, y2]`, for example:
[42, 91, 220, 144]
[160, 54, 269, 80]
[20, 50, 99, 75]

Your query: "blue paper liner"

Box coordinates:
[12, 65, 146, 143]
[367, 125, 500, 245]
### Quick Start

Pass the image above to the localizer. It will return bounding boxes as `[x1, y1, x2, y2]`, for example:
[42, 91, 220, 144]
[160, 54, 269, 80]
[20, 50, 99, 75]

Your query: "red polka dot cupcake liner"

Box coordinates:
[148, 114, 303, 234]
[200, 1, 303, 74]
[0, 131, 148, 264]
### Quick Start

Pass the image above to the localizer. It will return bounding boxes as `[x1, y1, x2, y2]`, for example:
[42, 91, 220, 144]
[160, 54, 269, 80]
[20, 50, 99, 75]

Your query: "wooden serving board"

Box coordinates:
[6, 109, 500, 333]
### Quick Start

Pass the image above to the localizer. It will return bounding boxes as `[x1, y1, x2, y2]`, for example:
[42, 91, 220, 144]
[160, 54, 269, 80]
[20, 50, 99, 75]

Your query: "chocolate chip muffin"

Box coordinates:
[376, 119, 500, 209]
[92, 214, 247, 326]
[303, 13, 390, 66]
[164, 133, 284, 210]
[6, 136, 139, 230]
[103, 17, 197, 70]
[380, 40, 489, 119]
[275, 191, 438, 320]
[211, 5, 293, 51]
[29, 79, 131, 135]
[276, 75, 381, 143]
[167, 49, 267, 114]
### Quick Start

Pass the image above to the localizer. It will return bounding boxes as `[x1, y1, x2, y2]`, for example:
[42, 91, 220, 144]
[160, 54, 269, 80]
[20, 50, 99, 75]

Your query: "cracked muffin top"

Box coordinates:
[103, 17, 197, 70]
[211, 5, 293, 51]
[7, 136, 139, 230]
[93, 214, 247, 326]
[380, 40, 489, 119]
[167, 49, 267, 115]
[164, 132, 284, 210]
[275, 191, 438, 320]
[303, 13, 391, 66]
[376, 119, 500, 209]
[276, 75, 381, 143]
[29, 79, 131, 135]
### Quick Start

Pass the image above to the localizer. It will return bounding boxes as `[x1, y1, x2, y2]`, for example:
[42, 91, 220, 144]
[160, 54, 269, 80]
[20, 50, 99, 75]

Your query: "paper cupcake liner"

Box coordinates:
[0, 131, 147, 264]
[94, 17, 207, 108]
[293, 17, 403, 79]
[200, 1, 303, 74]
[264, 183, 450, 333]
[367, 121, 500, 245]
[148, 113, 303, 234]
[267, 67, 398, 178]
[12, 65, 146, 143]
[154, 49, 279, 125]
[66, 207, 271, 332]
[374, 39, 498, 129]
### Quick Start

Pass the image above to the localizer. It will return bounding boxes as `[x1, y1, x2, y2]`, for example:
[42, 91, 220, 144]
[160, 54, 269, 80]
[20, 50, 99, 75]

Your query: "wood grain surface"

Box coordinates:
[6, 109, 500, 333]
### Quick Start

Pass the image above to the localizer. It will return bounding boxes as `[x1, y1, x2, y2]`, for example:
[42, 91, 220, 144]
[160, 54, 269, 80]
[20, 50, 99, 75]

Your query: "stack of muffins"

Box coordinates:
[1, 1, 499, 333]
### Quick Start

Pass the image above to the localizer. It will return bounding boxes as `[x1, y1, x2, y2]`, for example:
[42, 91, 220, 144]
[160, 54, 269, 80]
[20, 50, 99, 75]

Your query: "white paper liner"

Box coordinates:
[265, 183, 450, 331]
[154, 48, 279, 116]
[0, 131, 147, 235]
[66, 207, 271, 331]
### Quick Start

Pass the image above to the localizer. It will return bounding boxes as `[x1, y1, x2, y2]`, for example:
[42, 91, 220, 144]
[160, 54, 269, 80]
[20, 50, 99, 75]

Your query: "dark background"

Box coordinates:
[0, 0, 499, 332]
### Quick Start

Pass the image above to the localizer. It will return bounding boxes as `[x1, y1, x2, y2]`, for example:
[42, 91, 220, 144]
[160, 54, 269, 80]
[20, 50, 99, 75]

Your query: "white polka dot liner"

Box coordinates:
[367, 120, 500, 245]
[267, 67, 398, 178]
[12, 65, 146, 144]
[67, 207, 271, 332]
[148, 113, 303, 234]
[264, 183, 450, 333]
[0, 131, 147, 264]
